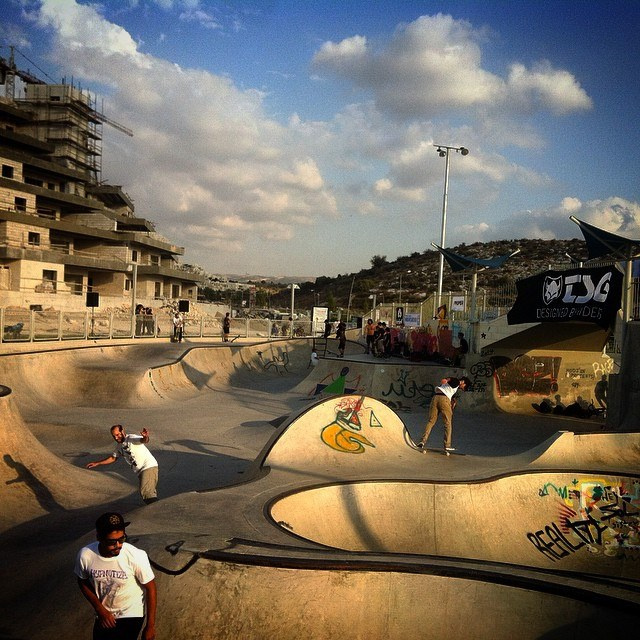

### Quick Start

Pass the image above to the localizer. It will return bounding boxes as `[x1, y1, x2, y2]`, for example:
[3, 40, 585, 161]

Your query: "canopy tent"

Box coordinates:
[570, 216, 640, 261]
[432, 244, 521, 273]
[570, 216, 640, 322]
[431, 243, 520, 322]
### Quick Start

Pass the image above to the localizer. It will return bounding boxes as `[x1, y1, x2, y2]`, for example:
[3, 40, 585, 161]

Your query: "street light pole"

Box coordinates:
[399, 270, 411, 305]
[434, 144, 469, 308]
[129, 262, 138, 337]
[289, 283, 299, 336]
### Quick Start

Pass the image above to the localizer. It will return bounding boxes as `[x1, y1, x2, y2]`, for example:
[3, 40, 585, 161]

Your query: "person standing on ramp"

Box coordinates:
[416, 376, 471, 454]
[86, 425, 159, 504]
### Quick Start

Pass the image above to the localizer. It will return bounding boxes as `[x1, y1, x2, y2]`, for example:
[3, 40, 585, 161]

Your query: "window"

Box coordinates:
[131, 250, 138, 263]
[171, 284, 180, 298]
[2, 165, 14, 179]
[42, 270, 57, 292]
[125, 279, 132, 291]
[28, 232, 41, 246]
[0, 266, 9, 290]
[15, 197, 27, 212]
[154, 282, 162, 297]
[150, 255, 160, 265]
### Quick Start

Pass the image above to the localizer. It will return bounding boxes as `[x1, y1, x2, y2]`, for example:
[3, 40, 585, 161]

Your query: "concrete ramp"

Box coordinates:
[262, 394, 417, 477]
[0, 391, 132, 532]
[528, 430, 640, 471]
[270, 472, 640, 578]
[296, 357, 464, 411]
[148, 340, 312, 399]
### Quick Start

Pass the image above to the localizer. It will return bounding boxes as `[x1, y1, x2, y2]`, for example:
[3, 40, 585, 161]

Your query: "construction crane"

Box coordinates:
[0, 46, 44, 98]
[0, 45, 133, 137]
[95, 111, 133, 137]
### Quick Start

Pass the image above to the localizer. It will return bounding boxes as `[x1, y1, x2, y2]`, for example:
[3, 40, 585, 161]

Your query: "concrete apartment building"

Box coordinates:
[0, 65, 199, 312]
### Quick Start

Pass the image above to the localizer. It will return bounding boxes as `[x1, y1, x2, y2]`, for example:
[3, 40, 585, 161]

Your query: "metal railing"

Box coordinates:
[365, 285, 518, 326]
[0, 309, 317, 344]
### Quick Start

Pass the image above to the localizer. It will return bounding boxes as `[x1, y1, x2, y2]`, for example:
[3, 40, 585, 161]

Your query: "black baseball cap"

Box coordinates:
[95, 512, 130, 536]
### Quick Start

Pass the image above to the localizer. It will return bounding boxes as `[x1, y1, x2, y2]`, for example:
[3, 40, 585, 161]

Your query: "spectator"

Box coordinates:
[75, 512, 157, 640]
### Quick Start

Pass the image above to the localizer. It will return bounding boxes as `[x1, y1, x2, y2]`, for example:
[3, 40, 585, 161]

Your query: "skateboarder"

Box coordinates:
[86, 425, 159, 504]
[416, 376, 471, 454]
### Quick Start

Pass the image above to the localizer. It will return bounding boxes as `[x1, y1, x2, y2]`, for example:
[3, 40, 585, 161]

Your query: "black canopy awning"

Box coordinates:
[431, 243, 520, 273]
[570, 216, 640, 260]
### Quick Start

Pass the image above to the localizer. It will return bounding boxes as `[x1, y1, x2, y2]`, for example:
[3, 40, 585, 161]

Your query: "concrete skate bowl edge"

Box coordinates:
[269, 473, 640, 580]
[147, 339, 317, 398]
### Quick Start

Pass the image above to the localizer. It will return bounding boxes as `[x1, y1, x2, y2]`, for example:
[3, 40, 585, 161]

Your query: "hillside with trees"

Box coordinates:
[196, 238, 592, 316]
[284, 237, 590, 315]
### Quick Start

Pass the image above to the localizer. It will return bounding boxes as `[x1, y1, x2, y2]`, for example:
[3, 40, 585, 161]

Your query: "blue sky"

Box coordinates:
[2, 0, 639, 278]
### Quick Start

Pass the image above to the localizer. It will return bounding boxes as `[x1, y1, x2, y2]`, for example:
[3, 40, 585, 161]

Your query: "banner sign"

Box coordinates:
[404, 313, 420, 327]
[507, 266, 623, 329]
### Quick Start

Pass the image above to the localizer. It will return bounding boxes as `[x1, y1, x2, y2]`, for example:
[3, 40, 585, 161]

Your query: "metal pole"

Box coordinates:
[437, 148, 451, 307]
[130, 263, 137, 337]
[290, 284, 297, 336]
[347, 275, 355, 322]
[624, 248, 633, 323]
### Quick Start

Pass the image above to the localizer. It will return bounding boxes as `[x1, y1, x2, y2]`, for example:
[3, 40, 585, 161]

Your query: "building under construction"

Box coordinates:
[0, 48, 199, 311]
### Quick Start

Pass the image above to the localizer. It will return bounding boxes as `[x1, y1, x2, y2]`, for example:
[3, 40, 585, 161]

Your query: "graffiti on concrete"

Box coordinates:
[309, 366, 363, 396]
[468, 360, 494, 395]
[492, 354, 562, 397]
[592, 358, 615, 376]
[527, 476, 640, 561]
[321, 396, 381, 454]
[381, 369, 435, 409]
[257, 350, 290, 374]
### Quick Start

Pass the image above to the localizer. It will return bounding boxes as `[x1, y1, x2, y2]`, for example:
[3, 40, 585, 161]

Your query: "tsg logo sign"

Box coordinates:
[543, 276, 562, 304]
[542, 272, 612, 306]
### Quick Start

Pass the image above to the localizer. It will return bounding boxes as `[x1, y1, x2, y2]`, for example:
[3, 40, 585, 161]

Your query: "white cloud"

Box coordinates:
[482, 197, 640, 242]
[179, 9, 221, 30]
[34, 0, 338, 270]
[312, 14, 591, 121]
[24, 3, 621, 276]
[507, 62, 592, 114]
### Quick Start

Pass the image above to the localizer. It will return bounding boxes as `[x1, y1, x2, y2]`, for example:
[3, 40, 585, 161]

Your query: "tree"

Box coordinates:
[370, 255, 388, 268]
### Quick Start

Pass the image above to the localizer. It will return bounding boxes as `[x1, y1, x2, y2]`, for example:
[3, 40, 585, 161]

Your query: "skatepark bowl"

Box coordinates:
[1, 333, 639, 639]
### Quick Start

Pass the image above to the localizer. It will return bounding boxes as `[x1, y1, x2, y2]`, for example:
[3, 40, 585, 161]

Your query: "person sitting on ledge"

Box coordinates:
[532, 396, 597, 419]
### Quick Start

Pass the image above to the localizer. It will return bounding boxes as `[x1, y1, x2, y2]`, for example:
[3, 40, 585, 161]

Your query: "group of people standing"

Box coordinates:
[134, 305, 156, 337]
[363, 319, 468, 364]
[363, 319, 403, 358]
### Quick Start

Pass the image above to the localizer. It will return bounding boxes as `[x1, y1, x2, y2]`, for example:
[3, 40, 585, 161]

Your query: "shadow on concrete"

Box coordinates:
[3, 454, 64, 513]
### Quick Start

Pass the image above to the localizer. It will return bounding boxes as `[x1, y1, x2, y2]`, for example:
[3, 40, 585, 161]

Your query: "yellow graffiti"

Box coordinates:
[321, 422, 375, 454]
[592, 358, 614, 376]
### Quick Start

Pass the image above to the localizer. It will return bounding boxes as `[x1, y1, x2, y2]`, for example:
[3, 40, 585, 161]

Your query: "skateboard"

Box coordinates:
[412, 443, 465, 456]
[428, 448, 465, 456]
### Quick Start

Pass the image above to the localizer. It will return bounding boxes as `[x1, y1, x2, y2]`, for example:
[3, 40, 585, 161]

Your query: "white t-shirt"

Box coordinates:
[435, 382, 458, 400]
[113, 435, 158, 475]
[74, 542, 155, 618]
